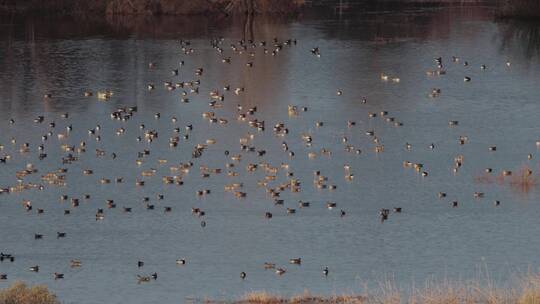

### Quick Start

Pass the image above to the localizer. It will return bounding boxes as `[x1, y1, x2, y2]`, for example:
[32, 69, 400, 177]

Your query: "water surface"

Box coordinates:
[0, 7, 540, 304]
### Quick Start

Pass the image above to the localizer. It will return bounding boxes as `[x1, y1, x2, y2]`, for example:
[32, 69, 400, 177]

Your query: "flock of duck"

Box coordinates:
[0, 34, 533, 289]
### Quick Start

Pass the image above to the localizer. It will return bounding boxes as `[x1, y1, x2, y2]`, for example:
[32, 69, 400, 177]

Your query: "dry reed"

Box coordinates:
[227, 272, 540, 304]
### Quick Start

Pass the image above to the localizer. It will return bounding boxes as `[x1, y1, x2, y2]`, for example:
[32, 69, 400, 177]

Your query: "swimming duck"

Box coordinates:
[264, 263, 275, 270]
[137, 275, 150, 283]
[0, 253, 14, 262]
[275, 268, 286, 275]
[70, 260, 82, 268]
[176, 259, 186, 265]
[289, 258, 301, 265]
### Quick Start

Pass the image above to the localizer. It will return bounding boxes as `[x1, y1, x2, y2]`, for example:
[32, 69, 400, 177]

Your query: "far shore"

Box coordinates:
[0, 0, 538, 18]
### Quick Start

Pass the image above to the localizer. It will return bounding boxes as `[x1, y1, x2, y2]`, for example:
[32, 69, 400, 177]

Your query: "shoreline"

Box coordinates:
[6, 271, 540, 304]
[0, 0, 499, 17]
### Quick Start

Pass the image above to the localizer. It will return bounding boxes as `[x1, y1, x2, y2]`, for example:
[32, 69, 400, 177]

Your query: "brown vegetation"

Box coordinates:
[0, 281, 59, 304]
[225, 273, 540, 304]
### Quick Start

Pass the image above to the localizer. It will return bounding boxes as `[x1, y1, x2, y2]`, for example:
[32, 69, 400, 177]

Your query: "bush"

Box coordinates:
[0, 281, 59, 304]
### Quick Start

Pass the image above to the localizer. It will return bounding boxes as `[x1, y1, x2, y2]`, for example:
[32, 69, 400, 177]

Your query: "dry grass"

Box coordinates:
[0, 281, 59, 304]
[236, 291, 365, 303]
[226, 272, 540, 304]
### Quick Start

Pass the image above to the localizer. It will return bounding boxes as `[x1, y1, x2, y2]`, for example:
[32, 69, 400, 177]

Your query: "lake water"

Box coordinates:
[0, 6, 540, 304]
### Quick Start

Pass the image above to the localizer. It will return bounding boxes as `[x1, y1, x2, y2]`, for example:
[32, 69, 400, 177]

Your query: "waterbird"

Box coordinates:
[176, 259, 186, 265]
[289, 258, 301, 265]
[275, 268, 286, 275]
[70, 260, 82, 268]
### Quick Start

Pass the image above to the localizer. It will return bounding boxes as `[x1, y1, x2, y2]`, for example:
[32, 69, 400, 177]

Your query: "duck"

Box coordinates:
[323, 267, 329, 276]
[264, 263, 275, 270]
[70, 260, 82, 268]
[240, 272, 246, 279]
[29, 266, 39, 272]
[0, 253, 14, 262]
[54, 273, 64, 279]
[176, 259, 186, 265]
[289, 258, 301, 265]
[298, 201, 310, 208]
[474, 192, 485, 198]
[274, 267, 287, 276]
